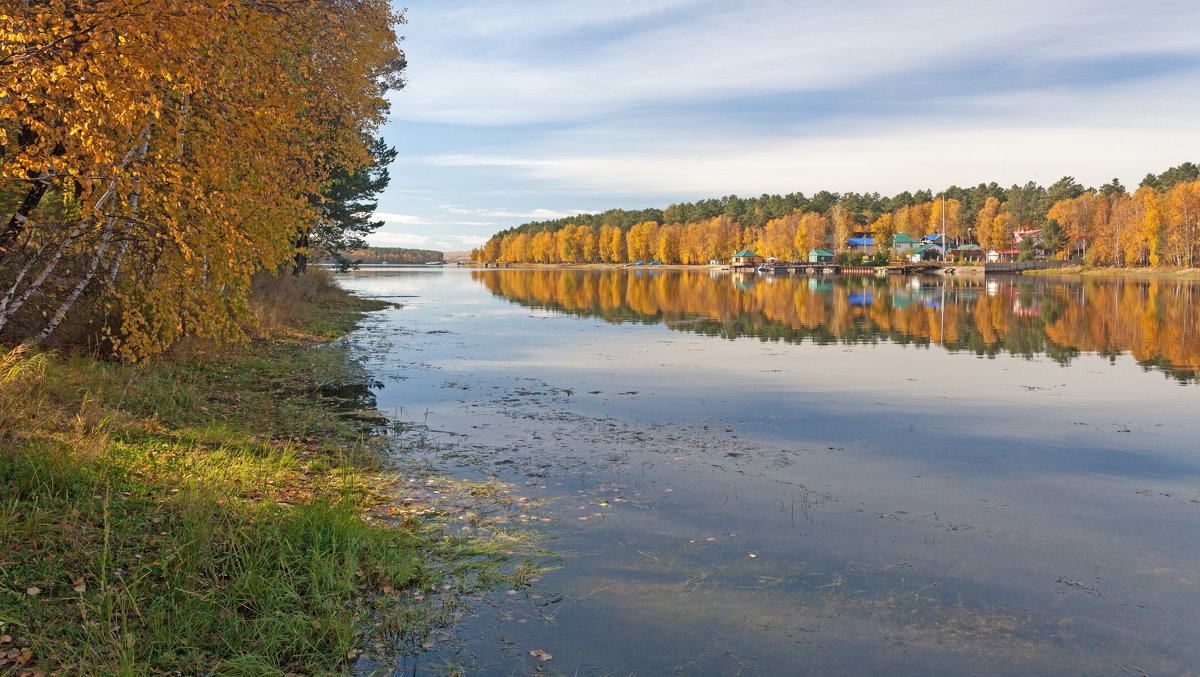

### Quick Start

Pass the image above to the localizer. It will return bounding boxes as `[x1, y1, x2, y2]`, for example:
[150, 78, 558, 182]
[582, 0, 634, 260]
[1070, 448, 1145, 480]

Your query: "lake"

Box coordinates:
[337, 267, 1200, 675]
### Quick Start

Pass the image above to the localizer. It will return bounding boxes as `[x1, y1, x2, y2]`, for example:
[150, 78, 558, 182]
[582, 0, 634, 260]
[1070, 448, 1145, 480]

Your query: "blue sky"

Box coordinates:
[370, 1, 1200, 252]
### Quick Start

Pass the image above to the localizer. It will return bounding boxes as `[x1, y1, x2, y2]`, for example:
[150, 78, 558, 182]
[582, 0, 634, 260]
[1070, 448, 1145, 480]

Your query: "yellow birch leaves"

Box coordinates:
[1, 0, 405, 356]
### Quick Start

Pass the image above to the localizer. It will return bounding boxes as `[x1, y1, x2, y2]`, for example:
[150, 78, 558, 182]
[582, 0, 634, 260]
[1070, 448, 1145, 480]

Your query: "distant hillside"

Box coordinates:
[347, 247, 443, 264]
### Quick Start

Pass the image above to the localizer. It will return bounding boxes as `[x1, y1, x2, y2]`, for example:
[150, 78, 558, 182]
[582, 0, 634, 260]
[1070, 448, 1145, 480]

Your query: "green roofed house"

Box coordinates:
[808, 248, 834, 263]
[909, 242, 944, 262]
[731, 250, 763, 266]
[892, 233, 921, 255]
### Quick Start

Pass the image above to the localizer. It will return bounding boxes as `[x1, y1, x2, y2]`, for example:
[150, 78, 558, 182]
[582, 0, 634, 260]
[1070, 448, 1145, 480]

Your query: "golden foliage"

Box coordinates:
[476, 179, 1200, 267]
[1, 0, 404, 357]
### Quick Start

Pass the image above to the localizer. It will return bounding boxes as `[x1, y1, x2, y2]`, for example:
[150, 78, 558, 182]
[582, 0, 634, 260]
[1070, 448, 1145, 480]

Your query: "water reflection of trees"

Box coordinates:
[473, 269, 1200, 382]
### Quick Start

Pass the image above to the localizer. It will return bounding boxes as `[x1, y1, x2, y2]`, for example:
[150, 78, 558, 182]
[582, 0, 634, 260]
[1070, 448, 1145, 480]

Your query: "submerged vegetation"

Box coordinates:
[0, 271, 548, 675]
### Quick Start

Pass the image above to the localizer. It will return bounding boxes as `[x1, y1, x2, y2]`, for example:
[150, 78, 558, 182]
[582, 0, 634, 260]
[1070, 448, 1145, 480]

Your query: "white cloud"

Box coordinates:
[372, 212, 434, 225]
[424, 154, 548, 168]
[368, 231, 433, 247]
[442, 234, 489, 247]
[482, 207, 590, 219]
[367, 230, 487, 251]
[436, 0, 696, 42]
[398, 1, 1200, 126]
[409, 66, 1200, 198]
[432, 123, 1200, 199]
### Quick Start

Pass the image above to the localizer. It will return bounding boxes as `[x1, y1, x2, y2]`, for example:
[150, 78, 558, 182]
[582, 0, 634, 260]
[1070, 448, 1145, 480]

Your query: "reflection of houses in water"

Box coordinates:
[984, 279, 1040, 316]
[729, 270, 759, 290]
[471, 268, 1200, 382]
[1012, 295, 1041, 317]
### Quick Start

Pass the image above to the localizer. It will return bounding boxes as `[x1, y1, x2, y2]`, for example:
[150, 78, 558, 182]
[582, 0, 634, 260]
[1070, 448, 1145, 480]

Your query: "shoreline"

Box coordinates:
[0, 272, 543, 675]
[454, 261, 1200, 279]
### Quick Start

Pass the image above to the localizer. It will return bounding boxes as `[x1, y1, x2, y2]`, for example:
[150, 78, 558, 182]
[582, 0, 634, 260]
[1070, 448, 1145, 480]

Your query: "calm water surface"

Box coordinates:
[337, 267, 1200, 676]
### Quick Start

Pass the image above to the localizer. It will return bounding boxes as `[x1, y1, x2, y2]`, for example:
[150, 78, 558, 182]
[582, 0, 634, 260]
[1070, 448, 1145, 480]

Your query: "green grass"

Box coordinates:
[0, 273, 549, 675]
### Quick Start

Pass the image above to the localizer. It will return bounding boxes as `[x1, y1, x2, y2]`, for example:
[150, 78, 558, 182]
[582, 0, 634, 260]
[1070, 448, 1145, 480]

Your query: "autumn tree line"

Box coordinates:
[1, 0, 404, 357]
[472, 164, 1200, 268]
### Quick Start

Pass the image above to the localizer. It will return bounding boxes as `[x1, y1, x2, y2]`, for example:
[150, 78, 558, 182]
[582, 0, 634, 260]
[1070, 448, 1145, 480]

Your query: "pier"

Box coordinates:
[753, 263, 841, 275]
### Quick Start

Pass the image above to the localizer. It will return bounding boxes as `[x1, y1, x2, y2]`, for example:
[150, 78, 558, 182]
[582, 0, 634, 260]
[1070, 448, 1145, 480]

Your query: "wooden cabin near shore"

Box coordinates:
[808, 248, 835, 263]
[949, 243, 983, 261]
[731, 250, 763, 266]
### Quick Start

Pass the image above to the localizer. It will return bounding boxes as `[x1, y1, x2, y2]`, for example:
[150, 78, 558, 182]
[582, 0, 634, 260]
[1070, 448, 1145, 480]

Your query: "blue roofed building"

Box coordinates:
[846, 237, 875, 254]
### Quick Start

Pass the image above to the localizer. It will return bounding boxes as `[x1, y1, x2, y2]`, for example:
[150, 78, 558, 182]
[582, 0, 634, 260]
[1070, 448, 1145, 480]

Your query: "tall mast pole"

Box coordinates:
[941, 193, 947, 263]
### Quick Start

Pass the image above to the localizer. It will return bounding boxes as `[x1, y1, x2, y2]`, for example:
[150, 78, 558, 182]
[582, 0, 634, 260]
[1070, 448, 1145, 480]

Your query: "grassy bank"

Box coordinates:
[0, 271, 542, 675]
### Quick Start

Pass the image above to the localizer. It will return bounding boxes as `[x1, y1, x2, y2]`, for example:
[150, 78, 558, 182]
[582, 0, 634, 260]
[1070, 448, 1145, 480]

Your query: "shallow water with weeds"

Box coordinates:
[341, 267, 1200, 675]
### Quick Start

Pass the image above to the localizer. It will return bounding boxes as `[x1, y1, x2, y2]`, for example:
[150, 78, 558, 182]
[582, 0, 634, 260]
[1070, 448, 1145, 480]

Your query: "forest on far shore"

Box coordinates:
[343, 247, 444, 264]
[472, 163, 1200, 267]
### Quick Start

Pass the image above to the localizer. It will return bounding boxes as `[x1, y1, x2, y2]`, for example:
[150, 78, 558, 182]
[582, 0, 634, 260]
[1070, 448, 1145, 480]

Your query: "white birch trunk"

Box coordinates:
[37, 129, 152, 341]
[0, 127, 149, 334]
